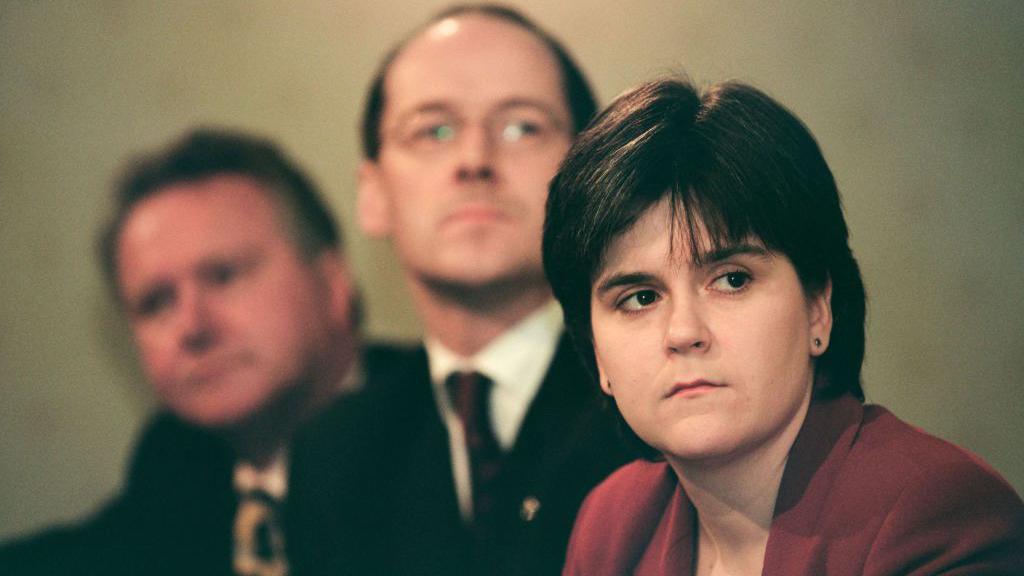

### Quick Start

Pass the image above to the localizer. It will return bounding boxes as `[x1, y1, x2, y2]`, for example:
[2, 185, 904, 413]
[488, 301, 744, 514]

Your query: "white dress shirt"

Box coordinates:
[424, 300, 564, 520]
[234, 451, 289, 500]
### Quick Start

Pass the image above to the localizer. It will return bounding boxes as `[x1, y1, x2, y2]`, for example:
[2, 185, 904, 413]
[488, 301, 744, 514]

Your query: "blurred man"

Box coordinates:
[1, 129, 359, 576]
[293, 6, 631, 575]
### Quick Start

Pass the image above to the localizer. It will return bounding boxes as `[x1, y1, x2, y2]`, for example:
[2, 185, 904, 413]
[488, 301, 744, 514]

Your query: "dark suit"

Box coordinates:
[288, 336, 633, 576]
[563, 394, 1024, 575]
[0, 348, 389, 576]
[287, 344, 426, 576]
[0, 413, 237, 576]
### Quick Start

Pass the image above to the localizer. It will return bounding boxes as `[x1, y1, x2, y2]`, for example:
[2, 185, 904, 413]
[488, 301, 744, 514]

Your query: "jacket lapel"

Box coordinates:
[763, 395, 863, 573]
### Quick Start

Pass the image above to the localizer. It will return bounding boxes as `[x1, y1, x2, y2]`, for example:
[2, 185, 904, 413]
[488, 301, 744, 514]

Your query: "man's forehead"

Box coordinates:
[116, 177, 281, 277]
[383, 14, 568, 119]
[124, 175, 276, 233]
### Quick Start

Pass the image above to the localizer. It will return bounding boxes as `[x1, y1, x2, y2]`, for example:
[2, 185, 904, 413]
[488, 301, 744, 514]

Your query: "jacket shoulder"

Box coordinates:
[837, 405, 1024, 574]
[846, 405, 1020, 512]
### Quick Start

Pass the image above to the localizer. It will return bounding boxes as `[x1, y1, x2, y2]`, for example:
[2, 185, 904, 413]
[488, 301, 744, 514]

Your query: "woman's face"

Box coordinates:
[590, 198, 832, 468]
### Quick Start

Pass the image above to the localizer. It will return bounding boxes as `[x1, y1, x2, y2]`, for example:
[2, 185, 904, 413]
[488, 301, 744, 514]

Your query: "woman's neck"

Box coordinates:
[687, 463, 781, 576]
[668, 395, 810, 576]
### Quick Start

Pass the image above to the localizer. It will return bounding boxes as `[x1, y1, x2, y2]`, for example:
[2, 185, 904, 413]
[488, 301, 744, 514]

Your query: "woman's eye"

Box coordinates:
[619, 289, 659, 311]
[711, 271, 751, 292]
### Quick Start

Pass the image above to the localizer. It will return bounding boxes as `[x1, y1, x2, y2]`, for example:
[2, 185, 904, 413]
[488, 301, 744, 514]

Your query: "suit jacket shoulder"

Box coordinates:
[0, 413, 237, 576]
[287, 341, 434, 576]
[292, 336, 633, 576]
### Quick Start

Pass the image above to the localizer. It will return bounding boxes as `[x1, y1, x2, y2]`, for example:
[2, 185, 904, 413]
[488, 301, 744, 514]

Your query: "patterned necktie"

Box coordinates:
[233, 490, 288, 576]
[447, 371, 504, 536]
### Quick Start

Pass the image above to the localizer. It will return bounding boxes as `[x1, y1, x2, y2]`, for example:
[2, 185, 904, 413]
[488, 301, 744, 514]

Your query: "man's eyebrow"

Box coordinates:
[594, 272, 657, 297]
[495, 98, 570, 125]
[391, 102, 454, 127]
[394, 98, 566, 123]
[127, 279, 169, 301]
[195, 245, 263, 269]
[495, 97, 561, 112]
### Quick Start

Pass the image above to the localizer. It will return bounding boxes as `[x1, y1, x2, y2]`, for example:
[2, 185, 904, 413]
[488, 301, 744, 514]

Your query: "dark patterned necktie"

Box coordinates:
[233, 489, 288, 576]
[447, 371, 504, 536]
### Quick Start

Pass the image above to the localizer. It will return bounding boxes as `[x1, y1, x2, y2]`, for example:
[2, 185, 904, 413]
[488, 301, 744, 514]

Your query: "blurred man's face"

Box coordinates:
[116, 174, 349, 430]
[359, 14, 573, 296]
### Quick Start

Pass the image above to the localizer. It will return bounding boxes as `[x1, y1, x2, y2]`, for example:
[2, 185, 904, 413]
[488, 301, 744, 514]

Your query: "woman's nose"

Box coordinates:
[663, 292, 711, 354]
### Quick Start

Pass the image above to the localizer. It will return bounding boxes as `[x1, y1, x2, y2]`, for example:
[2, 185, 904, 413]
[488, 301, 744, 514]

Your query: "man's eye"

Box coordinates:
[619, 289, 659, 311]
[420, 123, 456, 142]
[135, 288, 174, 318]
[501, 120, 542, 142]
[711, 271, 751, 292]
[208, 264, 239, 286]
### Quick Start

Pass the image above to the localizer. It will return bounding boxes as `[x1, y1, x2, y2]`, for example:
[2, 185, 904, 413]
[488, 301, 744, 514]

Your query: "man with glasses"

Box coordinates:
[290, 5, 631, 576]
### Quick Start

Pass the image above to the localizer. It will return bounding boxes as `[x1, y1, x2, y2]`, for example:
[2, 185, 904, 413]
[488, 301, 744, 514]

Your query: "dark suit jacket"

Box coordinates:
[563, 394, 1024, 575]
[288, 336, 633, 576]
[0, 413, 237, 576]
[287, 344, 428, 576]
[0, 344, 398, 576]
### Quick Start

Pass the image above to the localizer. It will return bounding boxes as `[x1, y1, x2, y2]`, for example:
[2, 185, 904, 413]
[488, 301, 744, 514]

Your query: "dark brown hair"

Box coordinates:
[543, 77, 867, 458]
[99, 128, 342, 298]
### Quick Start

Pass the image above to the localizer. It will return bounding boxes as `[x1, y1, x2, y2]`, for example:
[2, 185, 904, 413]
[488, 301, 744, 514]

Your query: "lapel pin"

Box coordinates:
[520, 496, 541, 522]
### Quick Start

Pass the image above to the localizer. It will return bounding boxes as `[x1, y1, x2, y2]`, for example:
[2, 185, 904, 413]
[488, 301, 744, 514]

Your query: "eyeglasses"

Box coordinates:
[385, 104, 570, 156]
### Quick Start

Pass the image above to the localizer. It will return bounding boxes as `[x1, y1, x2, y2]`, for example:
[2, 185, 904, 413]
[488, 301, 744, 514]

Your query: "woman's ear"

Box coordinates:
[594, 350, 614, 396]
[809, 278, 833, 357]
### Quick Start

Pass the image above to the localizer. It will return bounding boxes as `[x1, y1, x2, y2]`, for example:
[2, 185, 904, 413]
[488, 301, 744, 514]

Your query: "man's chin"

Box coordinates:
[423, 264, 546, 295]
[169, 395, 269, 432]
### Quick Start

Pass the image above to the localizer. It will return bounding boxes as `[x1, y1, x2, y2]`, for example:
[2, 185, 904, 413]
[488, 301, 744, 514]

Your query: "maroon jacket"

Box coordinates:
[563, 395, 1023, 575]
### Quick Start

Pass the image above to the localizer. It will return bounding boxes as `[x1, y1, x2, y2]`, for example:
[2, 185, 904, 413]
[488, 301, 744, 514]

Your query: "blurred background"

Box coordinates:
[2, 0, 1022, 539]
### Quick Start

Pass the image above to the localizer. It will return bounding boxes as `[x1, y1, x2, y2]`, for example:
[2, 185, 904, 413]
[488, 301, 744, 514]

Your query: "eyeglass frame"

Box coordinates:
[380, 98, 572, 157]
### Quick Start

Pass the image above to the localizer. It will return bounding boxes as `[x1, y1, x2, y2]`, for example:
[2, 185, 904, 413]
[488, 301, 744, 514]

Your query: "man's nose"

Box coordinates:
[177, 285, 216, 353]
[454, 123, 496, 182]
[663, 292, 712, 355]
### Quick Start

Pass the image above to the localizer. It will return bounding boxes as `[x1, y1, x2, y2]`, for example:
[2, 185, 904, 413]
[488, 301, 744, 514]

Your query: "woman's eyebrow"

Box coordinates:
[594, 272, 656, 296]
[593, 245, 770, 296]
[694, 243, 769, 266]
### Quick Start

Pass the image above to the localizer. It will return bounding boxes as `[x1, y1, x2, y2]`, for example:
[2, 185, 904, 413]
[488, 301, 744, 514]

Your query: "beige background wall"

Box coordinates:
[2, 1, 1021, 539]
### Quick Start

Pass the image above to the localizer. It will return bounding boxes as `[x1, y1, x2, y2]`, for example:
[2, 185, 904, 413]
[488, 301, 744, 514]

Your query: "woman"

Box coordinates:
[542, 78, 1023, 575]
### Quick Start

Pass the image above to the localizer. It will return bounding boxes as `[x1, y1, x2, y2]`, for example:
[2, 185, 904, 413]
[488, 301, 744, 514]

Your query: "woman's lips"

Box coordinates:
[664, 379, 725, 398]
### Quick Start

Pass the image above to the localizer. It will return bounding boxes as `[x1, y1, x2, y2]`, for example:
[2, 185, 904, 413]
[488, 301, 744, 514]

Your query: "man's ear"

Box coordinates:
[315, 251, 356, 330]
[809, 278, 833, 357]
[357, 161, 392, 238]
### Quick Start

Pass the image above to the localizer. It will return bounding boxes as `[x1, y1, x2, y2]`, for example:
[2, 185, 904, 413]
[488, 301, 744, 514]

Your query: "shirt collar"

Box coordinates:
[426, 300, 564, 404]
[234, 450, 288, 500]
[230, 360, 362, 501]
